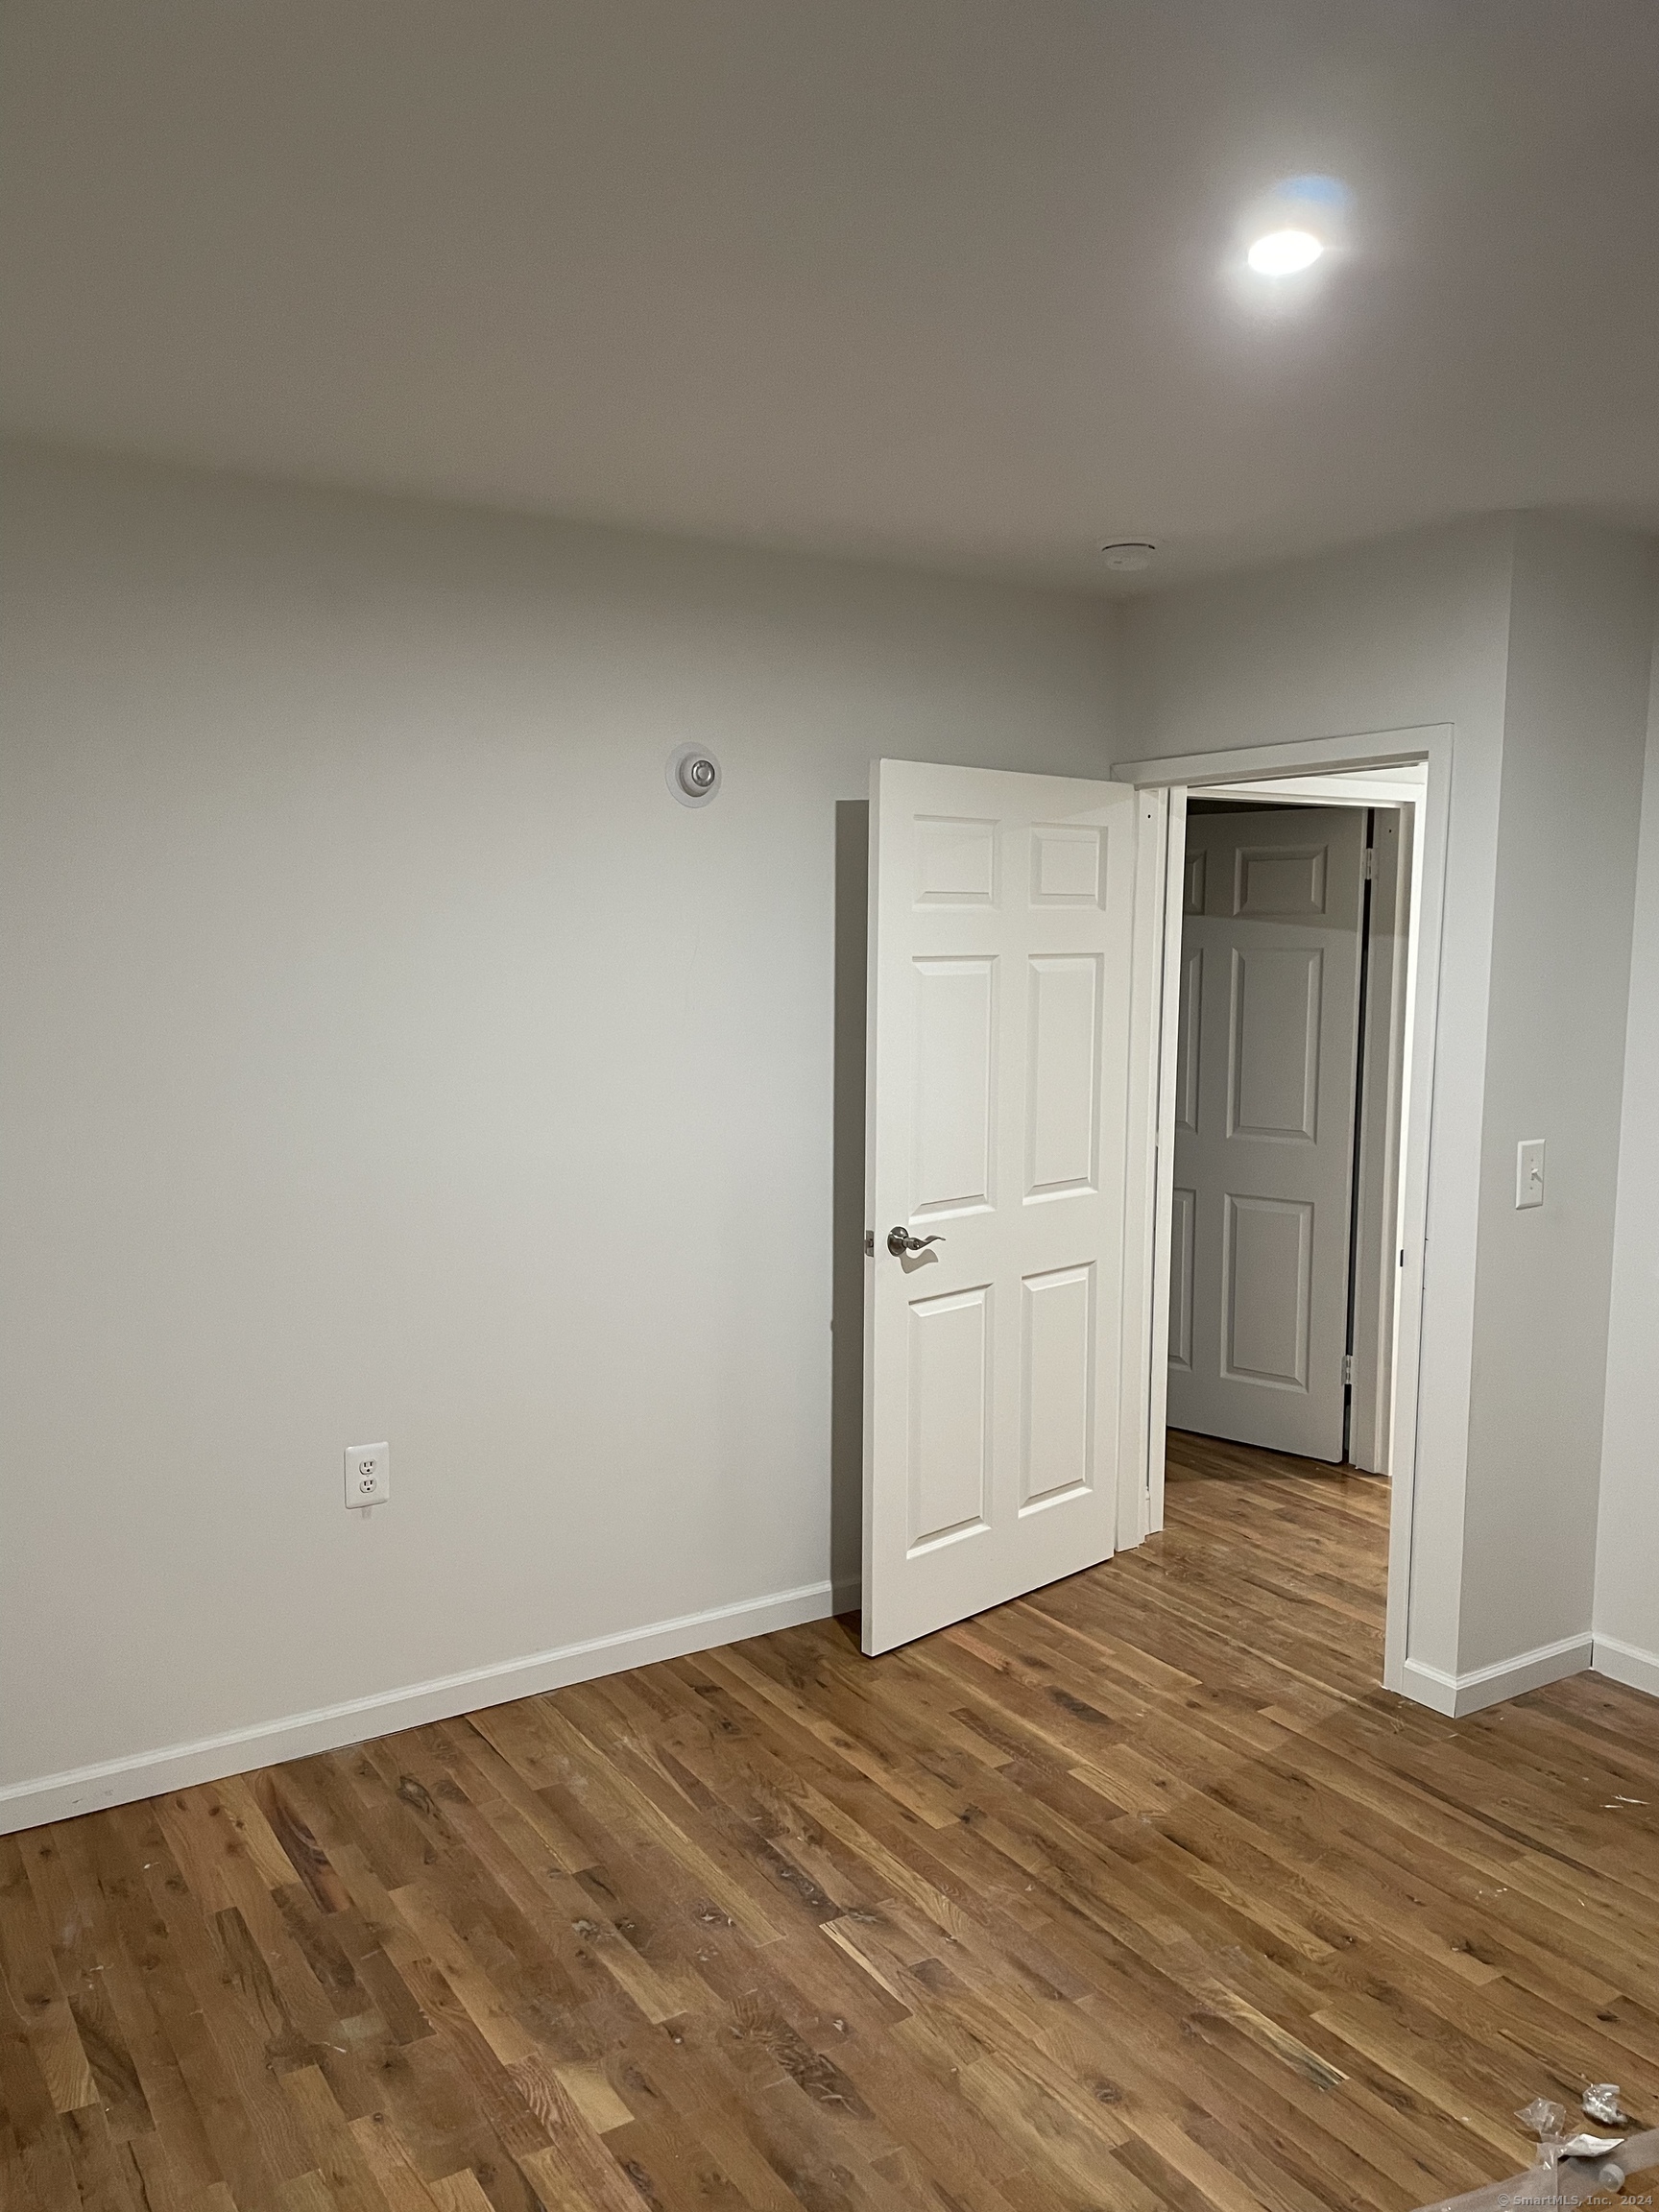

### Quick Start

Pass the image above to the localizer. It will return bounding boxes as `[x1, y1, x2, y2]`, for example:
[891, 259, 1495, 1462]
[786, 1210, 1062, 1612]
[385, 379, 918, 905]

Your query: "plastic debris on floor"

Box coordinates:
[1413, 2086, 1657, 2208]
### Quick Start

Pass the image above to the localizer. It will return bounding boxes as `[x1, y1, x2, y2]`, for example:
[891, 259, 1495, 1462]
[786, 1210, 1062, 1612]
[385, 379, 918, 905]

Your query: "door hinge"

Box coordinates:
[1362, 847, 1376, 881]
[1342, 1353, 1355, 1386]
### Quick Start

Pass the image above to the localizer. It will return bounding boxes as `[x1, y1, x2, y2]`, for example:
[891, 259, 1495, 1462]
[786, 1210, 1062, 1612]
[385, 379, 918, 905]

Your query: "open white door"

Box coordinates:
[862, 759, 1149, 1654]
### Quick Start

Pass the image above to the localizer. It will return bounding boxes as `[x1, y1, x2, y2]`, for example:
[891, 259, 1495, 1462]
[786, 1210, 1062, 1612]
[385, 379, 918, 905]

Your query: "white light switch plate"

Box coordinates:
[1516, 1139, 1546, 1210]
[346, 1442, 389, 1506]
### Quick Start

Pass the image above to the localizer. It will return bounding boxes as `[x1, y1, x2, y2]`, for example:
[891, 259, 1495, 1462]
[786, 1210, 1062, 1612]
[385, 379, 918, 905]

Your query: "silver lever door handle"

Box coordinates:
[887, 1226, 946, 1257]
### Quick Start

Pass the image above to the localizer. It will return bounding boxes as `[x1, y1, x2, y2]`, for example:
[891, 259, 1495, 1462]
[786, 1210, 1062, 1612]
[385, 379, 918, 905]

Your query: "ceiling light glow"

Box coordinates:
[1246, 228, 1324, 276]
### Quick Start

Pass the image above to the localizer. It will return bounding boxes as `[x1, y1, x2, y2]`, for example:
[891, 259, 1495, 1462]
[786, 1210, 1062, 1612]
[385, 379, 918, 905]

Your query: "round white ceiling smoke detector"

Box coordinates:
[1100, 542, 1157, 573]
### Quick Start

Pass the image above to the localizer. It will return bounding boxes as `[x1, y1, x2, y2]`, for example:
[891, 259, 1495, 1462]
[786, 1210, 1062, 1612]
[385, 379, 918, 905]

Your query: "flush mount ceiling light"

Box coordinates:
[1100, 541, 1156, 572]
[1237, 175, 1349, 285]
[1246, 228, 1324, 276]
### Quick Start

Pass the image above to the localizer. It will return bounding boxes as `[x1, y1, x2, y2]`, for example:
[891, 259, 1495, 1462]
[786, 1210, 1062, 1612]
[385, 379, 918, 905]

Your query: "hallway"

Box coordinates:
[1165, 1424, 1389, 1694]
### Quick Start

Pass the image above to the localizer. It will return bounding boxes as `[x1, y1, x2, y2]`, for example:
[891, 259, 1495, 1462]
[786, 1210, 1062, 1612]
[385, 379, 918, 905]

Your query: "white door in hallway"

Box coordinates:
[1166, 807, 1365, 1462]
[862, 759, 1150, 1654]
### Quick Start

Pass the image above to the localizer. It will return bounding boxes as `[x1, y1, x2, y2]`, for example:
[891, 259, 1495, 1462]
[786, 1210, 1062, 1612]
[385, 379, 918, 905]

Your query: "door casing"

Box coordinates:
[1114, 727, 1451, 1702]
[1183, 774, 1425, 1473]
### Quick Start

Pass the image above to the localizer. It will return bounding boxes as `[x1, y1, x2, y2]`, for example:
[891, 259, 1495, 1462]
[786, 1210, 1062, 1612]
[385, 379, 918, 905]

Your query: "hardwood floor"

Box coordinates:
[6, 1433, 1658, 2212]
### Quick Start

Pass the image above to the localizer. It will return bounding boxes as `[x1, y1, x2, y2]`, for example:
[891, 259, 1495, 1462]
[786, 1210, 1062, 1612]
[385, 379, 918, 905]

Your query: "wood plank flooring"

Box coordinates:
[6, 1431, 1658, 2212]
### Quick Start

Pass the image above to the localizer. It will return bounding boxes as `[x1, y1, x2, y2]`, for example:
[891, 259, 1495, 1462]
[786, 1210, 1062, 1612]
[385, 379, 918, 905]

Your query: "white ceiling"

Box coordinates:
[4, 0, 1657, 590]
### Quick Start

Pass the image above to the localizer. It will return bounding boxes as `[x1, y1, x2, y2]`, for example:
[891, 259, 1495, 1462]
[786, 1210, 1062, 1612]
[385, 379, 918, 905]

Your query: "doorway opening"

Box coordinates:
[1126, 734, 1447, 1699]
[1166, 769, 1422, 1484]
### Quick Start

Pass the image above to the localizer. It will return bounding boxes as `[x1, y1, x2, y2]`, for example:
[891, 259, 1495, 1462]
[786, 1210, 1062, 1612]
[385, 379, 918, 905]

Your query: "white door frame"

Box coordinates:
[1114, 726, 1452, 1698]
[1186, 767, 1426, 1475]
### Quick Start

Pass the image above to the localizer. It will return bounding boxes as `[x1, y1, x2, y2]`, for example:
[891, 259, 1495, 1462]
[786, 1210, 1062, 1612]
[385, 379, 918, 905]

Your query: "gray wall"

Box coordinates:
[1596, 632, 1659, 1691]
[0, 442, 1119, 1799]
[1461, 519, 1655, 1675]
[1118, 515, 1656, 1695]
[6, 438, 1652, 1809]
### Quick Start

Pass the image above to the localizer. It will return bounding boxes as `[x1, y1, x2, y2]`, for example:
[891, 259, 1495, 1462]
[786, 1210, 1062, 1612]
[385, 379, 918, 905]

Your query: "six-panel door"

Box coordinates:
[1166, 806, 1366, 1460]
[863, 761, 1142, 1654]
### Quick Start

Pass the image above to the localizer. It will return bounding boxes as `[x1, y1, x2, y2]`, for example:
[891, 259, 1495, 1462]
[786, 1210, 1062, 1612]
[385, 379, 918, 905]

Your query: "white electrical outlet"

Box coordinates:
[345, 1442, 389, 1508]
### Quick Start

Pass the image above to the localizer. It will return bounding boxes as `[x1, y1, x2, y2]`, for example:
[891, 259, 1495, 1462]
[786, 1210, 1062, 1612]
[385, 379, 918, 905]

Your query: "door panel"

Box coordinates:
[1168, 1187, 1196, 1370]
[1235, 839, 1329, 918]
[1025, 955, 1101, 1195]
[912, 959, 997, 1214]
[915, 816, 998, 903]
[1175, 946, 1202, 1132]
[1167, 806, 1364, 1460]
[864, 759, 1144, 1654]
[1229, 945, 1322, 1141]
[907, 1286, 992, 1547]
[1223, 1194, 1313, 1386]
[1031, 824, 1105, 903]
[1021, 1262, 1094, 1507]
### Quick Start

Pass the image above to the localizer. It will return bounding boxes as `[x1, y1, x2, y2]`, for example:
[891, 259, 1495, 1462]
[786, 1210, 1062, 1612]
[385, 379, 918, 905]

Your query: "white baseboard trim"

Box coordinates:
[0, 1577, 839, 1837]
[1401, 1632, 1594, 1718]
[1592, 1632, 1659, 1700]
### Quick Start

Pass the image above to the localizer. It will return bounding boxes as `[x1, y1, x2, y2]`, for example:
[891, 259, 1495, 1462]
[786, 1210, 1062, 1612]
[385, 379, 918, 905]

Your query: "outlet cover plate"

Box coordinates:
[346, 1443, 389, 1507]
